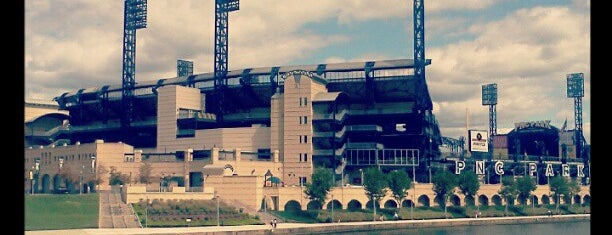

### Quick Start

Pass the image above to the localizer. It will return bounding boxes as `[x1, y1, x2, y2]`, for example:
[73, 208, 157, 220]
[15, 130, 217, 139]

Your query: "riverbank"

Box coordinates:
[25, 214, 589, 235]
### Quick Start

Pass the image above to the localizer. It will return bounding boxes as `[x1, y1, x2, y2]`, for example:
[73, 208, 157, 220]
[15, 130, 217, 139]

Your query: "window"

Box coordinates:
[300, 153, 308, 162]
[299, 135, 308, 144]
[304, 153, 308, 162]
[299, 97, 309, 107]
[299, 177, 307, 186]
[299, 116, 309, 125]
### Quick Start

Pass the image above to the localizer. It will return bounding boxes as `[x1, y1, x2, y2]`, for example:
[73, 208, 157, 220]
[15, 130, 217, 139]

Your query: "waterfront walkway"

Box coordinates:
[25, 214, 590, 235]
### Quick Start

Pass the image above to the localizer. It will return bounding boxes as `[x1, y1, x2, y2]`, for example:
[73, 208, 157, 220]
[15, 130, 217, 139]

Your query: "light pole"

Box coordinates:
[29, 168, 34, 195]
[411, 156, 415, 220]
[373, 196, 377, 221]
[359, 169, 364, 186]
[80, 164, 84, 195]
[145, 195, 149, 228]
[215, 192, 220, 226]
[331, 193, 334, 223]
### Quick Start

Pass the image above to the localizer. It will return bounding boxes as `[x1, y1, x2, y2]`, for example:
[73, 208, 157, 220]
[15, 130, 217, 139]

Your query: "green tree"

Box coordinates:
[139, 162, 153, 184]
[516, 175, 537, 206]
[363, 167, 388, 218]
[458, 171, 480, 206]
[387, 170, 412, 209]
[498, 176, 518, 216]
[567, 178, 581, 208]
[432, 169, 458, 218]
[93, 164, 108, 191]
[549, 175, 570, 214]
[109, 166, 130, 186]
[304, 168, 333, 210]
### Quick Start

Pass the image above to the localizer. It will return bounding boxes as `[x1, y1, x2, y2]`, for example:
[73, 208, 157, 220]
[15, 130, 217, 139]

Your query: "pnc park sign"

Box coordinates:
[454, 160, 586, 177]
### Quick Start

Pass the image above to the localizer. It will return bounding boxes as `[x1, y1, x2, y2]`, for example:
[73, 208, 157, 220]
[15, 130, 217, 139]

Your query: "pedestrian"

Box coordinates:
[270, 219, 274, 228]
[273, 218, 277, 228]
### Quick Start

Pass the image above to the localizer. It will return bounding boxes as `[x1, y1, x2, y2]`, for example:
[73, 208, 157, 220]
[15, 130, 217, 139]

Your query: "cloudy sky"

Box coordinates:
[25, 0, 590, 143]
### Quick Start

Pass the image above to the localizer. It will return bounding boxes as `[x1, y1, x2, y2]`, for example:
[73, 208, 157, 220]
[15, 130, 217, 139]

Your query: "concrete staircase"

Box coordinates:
[98, 187, 142, 228]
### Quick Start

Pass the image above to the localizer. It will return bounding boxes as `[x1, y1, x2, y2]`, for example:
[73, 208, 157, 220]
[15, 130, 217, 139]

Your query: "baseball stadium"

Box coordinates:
[24, 0, 590, 228]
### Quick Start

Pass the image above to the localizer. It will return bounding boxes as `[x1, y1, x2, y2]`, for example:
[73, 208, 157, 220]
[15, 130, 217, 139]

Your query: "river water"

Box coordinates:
[318, 221, 590, 235]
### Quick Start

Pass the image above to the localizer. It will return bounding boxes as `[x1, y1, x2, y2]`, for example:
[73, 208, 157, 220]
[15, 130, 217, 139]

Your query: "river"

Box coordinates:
[312, 220, 590, 235]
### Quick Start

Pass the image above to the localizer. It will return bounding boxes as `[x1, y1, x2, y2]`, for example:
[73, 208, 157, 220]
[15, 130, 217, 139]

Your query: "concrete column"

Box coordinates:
[235, 148, 241, 162]
[273, 150, 280, 163]
[184, 148, 193, 190]
[212, 147, 220, 163]
[134, 150, 143, 162]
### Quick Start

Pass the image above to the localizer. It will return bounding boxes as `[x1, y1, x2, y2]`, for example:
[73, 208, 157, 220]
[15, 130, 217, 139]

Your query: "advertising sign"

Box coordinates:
[469, 130, 488, 152]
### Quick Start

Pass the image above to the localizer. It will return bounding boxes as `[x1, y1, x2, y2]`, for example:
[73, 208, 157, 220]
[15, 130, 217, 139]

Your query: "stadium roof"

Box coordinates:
[55, 58, 431, 99]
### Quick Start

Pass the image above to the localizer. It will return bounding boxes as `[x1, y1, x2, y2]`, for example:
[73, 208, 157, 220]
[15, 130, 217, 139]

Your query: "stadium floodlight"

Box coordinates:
[482, 83, 497, 105]
[567, 73, 584, 98]
[177, 60, 194, 77]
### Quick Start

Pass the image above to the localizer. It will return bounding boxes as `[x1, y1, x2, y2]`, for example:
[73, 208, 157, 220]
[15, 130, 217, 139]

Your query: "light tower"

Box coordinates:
[214, 0, 239, 125]
[566, 73, 585, 163]
[482, 83, 497, 137]
[482, 83, 497, 162]
[177, 59, 194, 77]
[121, 0, 147, 131]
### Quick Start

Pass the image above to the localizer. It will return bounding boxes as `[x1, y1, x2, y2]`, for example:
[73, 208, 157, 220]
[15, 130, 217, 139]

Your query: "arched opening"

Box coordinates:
[307, 201, 322, 210]
[284, 200, 302, 212]
[573, 195, 582, 205]
[465, 195, 475, 207]
[583, 195, 590, 206]
[52, 174, 63, 193]
[478, 195, 489, 207]
[506, 196, 515, 206]
[518, 195, 528, 205]
[450, 195, 461, 206]
[327, 200, 342, 210]
[417, 195, 430, 208]
[541, 195, 550, 205]
[365, 200, 381, 210]
[223, 164, 234, 176]
[402, 200, 414, 208]
[41, 174, 51, 194]
[384, 199, 398, 209]
[347, 200, 362, 211]
[492, 195, 502, 206]
[530, 195, 539, 206]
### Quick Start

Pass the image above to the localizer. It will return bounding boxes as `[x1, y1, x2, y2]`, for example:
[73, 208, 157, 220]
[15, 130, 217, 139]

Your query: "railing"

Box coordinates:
[345, 148, 420, 166]
[128, 202, 143, 228]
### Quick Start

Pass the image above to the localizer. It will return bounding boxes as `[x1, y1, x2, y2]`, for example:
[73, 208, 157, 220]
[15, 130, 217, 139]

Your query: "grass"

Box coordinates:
[272, 204, 591, 223]
[25, 194, 99, 231]
[131, 199, 264, 227]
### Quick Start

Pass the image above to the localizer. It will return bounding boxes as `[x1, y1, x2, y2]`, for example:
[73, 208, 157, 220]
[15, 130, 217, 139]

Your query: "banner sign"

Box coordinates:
[469, 130, 488, 152]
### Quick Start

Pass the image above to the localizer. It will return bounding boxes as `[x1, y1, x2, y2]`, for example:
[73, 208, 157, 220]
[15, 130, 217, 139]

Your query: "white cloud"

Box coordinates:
[426, 6, 590, 142]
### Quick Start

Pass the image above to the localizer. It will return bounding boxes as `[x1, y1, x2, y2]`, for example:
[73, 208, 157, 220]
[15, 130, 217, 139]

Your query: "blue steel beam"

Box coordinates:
[121, 0, 147, 130]
[214, 0, 239, 125]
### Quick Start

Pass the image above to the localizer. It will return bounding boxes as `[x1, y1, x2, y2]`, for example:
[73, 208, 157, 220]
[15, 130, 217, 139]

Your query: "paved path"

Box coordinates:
[25, 214, 590, 235]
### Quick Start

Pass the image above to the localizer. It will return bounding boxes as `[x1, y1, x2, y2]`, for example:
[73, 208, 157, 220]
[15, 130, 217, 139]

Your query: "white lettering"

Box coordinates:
[529, 163, 537, 176]
[562, 164, 570, 177]
[577, 164, 585, 177]
[545, 164, 554, 177]
[455, 160, 465, 175]
[476, 161, 485, 175]
[494, 161, 504, 175]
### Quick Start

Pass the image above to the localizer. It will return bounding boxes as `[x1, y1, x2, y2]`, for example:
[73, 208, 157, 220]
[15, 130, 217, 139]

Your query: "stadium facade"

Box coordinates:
[24, 59, 590, 212]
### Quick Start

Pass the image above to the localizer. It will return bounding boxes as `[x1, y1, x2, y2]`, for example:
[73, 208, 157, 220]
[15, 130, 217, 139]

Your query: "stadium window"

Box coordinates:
[304, 153, 308, 162]
[304, 116, 308, 124]
[299, 177, 307, 186]
[304, 97, 308, 106]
